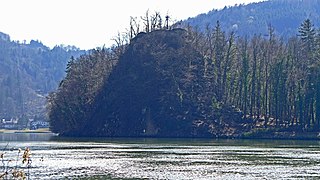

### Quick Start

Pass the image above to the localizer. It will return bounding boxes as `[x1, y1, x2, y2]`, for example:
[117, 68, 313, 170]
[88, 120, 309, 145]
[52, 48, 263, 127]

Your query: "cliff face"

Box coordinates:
[78, 29, 248, 138]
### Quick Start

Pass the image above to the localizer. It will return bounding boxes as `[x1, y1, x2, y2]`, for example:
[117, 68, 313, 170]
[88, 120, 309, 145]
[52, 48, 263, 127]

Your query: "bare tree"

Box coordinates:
[150, 12, 161, 31]
[141, 10, 150, 32]
[112, 32, 128, 57]
[129, 16, 140, 40]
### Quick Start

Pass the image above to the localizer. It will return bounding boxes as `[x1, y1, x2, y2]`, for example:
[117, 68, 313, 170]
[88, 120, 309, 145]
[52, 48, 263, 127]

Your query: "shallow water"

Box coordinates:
[0, 135, 320, 179]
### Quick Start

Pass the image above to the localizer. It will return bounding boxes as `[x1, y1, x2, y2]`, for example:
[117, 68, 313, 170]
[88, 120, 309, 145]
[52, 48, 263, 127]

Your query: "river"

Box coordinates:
[0, 133, 319, 179]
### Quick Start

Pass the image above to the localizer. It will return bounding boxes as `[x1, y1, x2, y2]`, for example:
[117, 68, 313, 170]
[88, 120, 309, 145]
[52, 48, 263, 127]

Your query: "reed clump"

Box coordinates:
[0, 147, 32, 180]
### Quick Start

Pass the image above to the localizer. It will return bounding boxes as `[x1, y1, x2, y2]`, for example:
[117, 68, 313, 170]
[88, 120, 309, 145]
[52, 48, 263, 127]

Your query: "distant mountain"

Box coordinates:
[182, 0, 320, 38]
[0, 32, 85, 121]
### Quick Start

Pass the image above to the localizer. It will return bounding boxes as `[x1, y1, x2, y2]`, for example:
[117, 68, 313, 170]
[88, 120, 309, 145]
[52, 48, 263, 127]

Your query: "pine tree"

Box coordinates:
[298, 19, 317, 129]
[298, 19, 316, 53]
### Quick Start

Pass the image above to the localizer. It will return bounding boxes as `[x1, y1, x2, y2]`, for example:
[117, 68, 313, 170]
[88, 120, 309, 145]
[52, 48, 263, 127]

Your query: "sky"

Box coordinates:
[0, 0, 263, 50]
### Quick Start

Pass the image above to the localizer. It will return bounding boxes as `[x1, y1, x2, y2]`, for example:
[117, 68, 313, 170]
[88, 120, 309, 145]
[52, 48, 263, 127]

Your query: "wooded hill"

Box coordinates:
[48, 17, 320, 138]
[183, 0, 320, 39]
[0, 32, 84, 121]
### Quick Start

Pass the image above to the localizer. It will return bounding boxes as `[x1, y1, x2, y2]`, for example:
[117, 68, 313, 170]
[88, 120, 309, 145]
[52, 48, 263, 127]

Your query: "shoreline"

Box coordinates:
[0, 128, 53, 134]
[0, 128, 319, 141]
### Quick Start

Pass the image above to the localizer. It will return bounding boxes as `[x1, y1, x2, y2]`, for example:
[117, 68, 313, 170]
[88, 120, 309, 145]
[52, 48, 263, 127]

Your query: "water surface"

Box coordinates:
[0, 134, 319, 179]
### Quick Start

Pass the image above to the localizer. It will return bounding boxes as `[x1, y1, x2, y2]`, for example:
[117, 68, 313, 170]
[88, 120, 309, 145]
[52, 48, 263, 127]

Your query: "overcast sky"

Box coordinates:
[0, 0, 263, 49]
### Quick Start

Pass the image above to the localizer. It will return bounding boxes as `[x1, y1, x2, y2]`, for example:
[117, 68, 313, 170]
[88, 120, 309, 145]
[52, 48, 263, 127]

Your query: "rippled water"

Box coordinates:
[0, 134, 320, 179]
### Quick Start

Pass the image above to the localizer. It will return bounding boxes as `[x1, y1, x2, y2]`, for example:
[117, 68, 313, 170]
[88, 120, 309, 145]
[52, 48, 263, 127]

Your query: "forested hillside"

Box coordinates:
[183, 0, 320, 39]
[0, 32, 85, 120]
[48, 16, 320, 138]
[48, 29, 246, 137]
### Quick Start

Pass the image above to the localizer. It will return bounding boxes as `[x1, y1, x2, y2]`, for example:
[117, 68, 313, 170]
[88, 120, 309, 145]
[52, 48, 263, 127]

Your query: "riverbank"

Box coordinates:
[242, 128, 320, 140]
[0, 128, 52, 134]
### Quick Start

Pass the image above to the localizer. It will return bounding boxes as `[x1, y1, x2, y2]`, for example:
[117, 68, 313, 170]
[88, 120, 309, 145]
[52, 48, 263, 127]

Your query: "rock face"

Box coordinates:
[78, 29, 247, 138]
